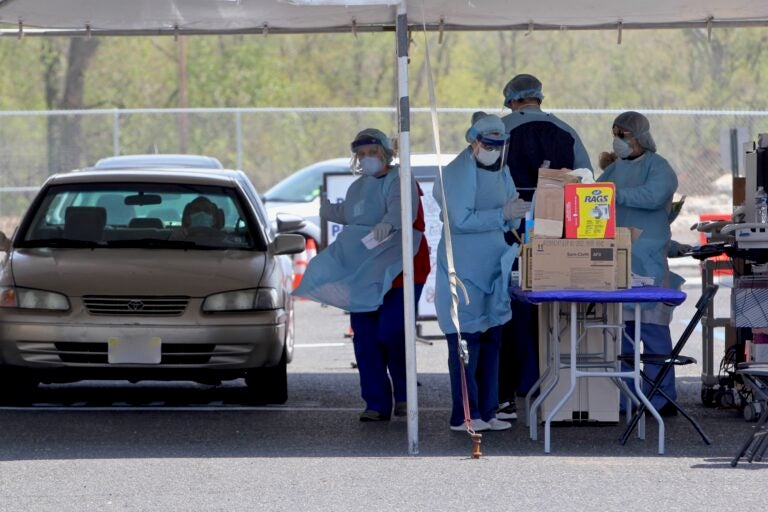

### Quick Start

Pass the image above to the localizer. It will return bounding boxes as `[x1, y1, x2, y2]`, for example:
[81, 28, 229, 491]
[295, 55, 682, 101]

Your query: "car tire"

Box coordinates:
[245, 350, 288, 405]
[0, 368, 39, 403]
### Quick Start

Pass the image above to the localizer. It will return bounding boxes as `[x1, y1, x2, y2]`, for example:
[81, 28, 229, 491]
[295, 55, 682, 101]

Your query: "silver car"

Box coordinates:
[0, 168, 305, 404]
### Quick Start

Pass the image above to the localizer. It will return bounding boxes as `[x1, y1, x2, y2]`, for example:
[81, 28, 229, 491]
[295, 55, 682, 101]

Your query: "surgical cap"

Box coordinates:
[503, 73, 544, 104]
[465, 111, 508, 145]
[351, 128, 395, 162]
[613, 111, 657, 153]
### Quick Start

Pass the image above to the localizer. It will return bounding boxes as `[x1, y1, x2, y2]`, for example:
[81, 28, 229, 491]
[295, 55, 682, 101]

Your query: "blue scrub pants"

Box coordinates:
[621, 321, 676, 411]
[499, 300, 540, 403]
[446, 325, 503, 426]
[350, 285, 423, 417]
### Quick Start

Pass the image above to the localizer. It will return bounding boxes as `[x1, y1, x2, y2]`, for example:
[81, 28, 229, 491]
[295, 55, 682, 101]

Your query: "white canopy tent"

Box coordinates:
[2, 0, 767, 455]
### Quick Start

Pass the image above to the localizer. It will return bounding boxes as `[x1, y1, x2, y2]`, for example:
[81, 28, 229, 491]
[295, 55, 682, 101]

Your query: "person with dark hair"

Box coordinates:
[496, 73, 594, 421]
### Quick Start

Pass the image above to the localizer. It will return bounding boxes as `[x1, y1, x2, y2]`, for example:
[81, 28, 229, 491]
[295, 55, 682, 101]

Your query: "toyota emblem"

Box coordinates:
[127, 300, 145, 311]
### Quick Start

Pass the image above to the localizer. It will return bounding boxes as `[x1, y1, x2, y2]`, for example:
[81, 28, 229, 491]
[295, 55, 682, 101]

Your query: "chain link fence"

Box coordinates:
[0, 107, 766, 241]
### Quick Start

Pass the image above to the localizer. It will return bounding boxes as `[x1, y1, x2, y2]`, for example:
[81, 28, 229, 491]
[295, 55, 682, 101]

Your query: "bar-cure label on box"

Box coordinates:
[564, 183, 616, 239]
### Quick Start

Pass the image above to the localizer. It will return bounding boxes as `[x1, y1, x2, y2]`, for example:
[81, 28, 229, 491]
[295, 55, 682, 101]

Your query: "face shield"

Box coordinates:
[475, 132, 509, 171]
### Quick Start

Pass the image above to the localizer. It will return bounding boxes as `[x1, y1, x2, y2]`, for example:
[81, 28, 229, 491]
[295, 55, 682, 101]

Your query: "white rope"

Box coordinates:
[419, 7, 469, 349]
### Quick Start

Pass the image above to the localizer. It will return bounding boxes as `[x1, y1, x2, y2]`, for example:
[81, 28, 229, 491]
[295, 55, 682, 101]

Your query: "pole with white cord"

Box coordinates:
[395, 0, 419, 455]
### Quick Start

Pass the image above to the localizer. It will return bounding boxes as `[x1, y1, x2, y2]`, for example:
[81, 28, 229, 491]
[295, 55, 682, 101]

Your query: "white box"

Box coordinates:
[536, 302, 620, 423]
[749, 341, 768, 362]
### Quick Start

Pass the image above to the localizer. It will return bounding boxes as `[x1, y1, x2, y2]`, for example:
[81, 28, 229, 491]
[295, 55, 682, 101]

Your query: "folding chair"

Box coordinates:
[618, 284, 719, 446]
[731, 362, 768, 466]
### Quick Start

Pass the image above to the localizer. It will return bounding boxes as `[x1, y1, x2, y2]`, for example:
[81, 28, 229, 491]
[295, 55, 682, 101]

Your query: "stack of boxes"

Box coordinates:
[520, 168, 632, 291]
[519, 169, 630, 422]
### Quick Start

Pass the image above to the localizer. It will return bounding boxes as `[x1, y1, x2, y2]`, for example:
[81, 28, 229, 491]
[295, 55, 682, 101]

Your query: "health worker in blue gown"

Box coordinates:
[294, 128, 430, 422]
[597, 111, 685, 416]
[497, 73, 594, 421]
[434, 112, 528, 433]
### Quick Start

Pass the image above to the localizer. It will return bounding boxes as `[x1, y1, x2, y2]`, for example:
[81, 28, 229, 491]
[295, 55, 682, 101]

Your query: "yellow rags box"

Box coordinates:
[564, 183, 616, 239]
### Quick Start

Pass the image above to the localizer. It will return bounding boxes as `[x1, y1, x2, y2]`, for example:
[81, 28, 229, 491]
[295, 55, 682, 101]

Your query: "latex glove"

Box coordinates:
[503, 197, 531, 221]
[319, 198, 342, 220]
[674, 243, 693, 257]
[371, 222, 393, 242]
[598, 151, 618, 170]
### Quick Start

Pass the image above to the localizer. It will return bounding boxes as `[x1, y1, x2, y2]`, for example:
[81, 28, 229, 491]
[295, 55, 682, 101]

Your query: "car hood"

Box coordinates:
[9, 248, 266, 297]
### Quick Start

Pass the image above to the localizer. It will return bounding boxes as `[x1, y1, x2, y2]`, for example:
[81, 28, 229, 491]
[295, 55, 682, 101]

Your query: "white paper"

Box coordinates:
[361, 231, 393, 249]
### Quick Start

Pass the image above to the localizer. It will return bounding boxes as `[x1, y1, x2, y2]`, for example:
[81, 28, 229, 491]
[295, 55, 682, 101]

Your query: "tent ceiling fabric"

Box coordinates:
[1, 0, 768, 35]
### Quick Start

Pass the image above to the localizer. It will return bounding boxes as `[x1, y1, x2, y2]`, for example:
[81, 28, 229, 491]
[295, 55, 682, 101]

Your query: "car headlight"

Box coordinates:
[202, 288, 279, 312]
[0, 286, 70, 311]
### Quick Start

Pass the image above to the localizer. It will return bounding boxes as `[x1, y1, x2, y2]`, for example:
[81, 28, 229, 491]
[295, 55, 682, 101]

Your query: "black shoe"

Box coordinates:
[658, 403, 678, 417]
[393, 401, 407, 417]
[496, 399, 518, 421]
[359, 410, 390, 422]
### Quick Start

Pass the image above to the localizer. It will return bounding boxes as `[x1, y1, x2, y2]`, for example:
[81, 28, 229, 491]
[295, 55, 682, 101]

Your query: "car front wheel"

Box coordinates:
[245, 350, 288, 404]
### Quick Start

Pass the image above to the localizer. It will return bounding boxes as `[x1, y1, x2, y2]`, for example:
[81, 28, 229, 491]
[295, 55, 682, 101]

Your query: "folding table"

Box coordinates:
[510, 286, 687, 454]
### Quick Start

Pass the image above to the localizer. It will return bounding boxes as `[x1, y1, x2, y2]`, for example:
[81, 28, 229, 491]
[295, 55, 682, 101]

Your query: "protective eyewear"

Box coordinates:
[477, 133, 508, 148]
[615, 130, 633, 140]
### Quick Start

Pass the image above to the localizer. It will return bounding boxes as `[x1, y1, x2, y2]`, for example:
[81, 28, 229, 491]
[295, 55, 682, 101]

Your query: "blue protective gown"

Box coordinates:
[293, 164, 421, 313]
[598, 151, 684, 410]
[502, 106, 593, 171]
[433, 149, 519, 335]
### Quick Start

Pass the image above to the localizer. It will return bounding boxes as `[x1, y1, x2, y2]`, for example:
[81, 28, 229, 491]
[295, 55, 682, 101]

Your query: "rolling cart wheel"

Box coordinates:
[743, 403, 757, 422]
[719, 389, 735, 407]
[701, 386, 716, 407]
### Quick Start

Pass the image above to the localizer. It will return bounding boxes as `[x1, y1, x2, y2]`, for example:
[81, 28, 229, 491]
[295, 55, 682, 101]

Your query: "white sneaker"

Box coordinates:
[449, 419, 490, 432]
[486, 418, 512, 431]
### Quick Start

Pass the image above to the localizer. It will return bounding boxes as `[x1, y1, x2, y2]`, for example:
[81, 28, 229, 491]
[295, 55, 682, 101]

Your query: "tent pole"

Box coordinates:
[396, 0, 418, 455]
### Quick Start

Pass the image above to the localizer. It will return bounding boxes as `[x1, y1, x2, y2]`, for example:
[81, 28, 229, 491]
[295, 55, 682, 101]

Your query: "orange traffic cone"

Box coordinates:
[292, 245, 309, 290]
[305, 237, 317, 262]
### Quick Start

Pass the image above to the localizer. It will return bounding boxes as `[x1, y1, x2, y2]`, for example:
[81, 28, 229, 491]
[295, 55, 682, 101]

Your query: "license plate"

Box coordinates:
[107, 336, 161, 364]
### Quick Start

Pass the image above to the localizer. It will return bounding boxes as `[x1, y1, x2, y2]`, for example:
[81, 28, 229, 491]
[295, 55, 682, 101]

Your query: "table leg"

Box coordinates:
[631, 303, 665, 454]
[530, 302, 561, 441]
[545, 301, 579, 453]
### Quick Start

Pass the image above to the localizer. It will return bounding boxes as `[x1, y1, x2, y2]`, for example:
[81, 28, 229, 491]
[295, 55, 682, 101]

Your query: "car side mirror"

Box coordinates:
[275, 213, 306, 234]
[271, 234, 306, 255]
[0, 231, 10, 252]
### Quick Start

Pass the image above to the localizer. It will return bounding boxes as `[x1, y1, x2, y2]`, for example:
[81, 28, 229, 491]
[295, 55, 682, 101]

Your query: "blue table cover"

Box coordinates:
[509, 286, 686, 306]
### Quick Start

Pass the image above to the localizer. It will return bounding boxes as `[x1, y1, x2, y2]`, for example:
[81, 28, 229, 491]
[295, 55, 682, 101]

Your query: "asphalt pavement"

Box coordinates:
[0, 260, 765, 511]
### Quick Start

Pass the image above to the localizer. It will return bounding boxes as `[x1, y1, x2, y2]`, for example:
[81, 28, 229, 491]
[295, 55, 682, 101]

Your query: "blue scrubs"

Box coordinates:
[599, 151, 684, 410]
[433, 149, 519, 425]
[294, 164, 423, 417]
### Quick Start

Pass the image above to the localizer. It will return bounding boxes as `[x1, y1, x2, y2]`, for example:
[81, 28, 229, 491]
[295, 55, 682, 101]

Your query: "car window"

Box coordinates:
[263, 163, 347, 203]
[18, 182, 265, 250]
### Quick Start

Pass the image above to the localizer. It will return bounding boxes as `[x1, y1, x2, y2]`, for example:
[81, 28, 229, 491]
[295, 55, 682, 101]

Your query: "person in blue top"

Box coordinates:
[496, 73, 594, 421]
[597, 111, 685, 416]
[434, 112, 528, 432]
[294, 128, 429, 422]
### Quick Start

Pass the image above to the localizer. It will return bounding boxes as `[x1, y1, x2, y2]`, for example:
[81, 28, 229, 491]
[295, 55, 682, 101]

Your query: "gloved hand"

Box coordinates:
[599, 151, 618, 170]
[673, 243, 693, 257]
[503, 197, 531, 221]
[371, 222, 393, 241]
[320, 198, 342, 220]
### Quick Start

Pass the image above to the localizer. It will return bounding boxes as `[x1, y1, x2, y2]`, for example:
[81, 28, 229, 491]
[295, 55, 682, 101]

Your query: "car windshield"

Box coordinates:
[263, 163, 344, 203]
[18, 182, 261, 250]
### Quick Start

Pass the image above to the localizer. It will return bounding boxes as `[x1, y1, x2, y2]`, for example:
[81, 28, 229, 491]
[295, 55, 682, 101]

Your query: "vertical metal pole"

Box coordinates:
[113, 109, 120, 156]
[235, 110, 243, 170]
[396, 1, 418, 455]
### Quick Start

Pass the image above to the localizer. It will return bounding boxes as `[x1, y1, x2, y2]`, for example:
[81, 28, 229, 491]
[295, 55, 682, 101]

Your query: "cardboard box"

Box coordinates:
[519, 228, 632, 291]
[533, 180, 564, 238]
[615, 227, 632, 289]
[521, 238, 618, 291]
[564, 183, 616, 239]
[532, 169, 579, 239]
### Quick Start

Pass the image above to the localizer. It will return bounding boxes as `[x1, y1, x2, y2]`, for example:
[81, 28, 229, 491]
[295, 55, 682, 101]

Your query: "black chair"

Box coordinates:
[618, 284, 719, 446]
[731, 362, 768, 466]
